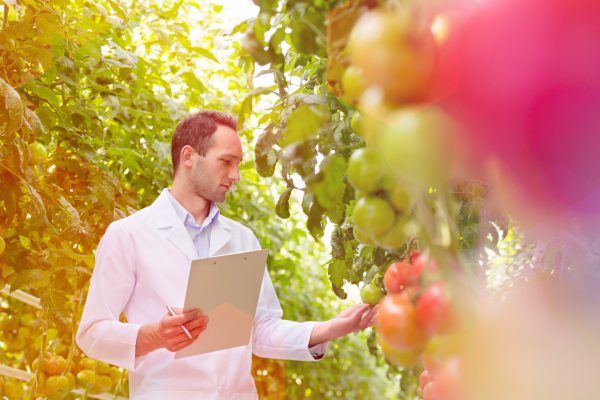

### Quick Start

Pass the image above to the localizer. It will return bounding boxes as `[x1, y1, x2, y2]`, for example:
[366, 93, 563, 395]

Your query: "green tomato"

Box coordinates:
[361, 283, 385, 305]
[385, 183, 411, 212]
[94, 374, 113, 393]
[77, 369, 96, 390]
[378, 107, 451, 186]
[353, 196, 396, 237]
[29, 142, 47, 164]
[374, 216, 408, 250]
[347, 148, 387, 193]
[349, 112, 366, 138]
[378, 331, 421, 368]
[45, 375, 70, 400]
[341, 65, 368, 105]
[353, 225, 375, 245]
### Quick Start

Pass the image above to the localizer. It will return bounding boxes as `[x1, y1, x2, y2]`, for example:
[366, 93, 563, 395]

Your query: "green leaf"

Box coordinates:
[241, 32, 274, 66]
[275, 187, 293, 219]
[0, 78, 24, 133]
[23, 83, 61, 110]
[309, 154, 346, 223]
[307, 200, 325, 239]
[106, 0, 128, 20]
[281, 104, 327, 146]
[254, 125, 279, 177]
[190, 46, 219, 63]
[328, 259, 348, 299]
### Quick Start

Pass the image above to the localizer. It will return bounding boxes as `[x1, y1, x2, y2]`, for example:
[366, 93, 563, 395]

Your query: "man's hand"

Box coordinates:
[135, 308, 209, 357]
[309, 304, 379, 347]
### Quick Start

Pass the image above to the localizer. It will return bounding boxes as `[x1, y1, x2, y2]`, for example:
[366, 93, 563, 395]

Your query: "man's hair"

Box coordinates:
[171, 110, 237, 174]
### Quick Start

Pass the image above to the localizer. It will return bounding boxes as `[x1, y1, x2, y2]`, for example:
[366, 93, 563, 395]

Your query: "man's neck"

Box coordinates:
[169, 184, 211, 226]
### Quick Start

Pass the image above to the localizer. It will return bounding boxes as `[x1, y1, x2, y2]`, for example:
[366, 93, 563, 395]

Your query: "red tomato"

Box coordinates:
[419, 369, 433, 391]
[436, 357, 462, 400]
[412, 253, 438, 275]
[377, 293, 426, 351]
[384, 260, 423, 294]
[416, 283, 456, 337]
[409, 250, 422, 264]
[422, 381, 437, 400]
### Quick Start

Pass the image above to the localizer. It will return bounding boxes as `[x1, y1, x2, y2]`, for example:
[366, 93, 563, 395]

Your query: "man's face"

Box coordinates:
[187, 124, 243, 203]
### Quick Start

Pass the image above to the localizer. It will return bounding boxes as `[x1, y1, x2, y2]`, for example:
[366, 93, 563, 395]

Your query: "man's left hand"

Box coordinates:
[309, 303, 379, 347]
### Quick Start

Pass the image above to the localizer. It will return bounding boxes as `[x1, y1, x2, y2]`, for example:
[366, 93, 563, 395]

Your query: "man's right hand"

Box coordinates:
[135, 308, 209, 357]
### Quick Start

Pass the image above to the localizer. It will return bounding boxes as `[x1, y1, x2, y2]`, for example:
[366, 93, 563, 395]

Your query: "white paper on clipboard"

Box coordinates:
[175, 249, 269, 359]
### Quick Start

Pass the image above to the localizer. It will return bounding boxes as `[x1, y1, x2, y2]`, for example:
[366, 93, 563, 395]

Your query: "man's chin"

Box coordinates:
[212, 193, 227, 204]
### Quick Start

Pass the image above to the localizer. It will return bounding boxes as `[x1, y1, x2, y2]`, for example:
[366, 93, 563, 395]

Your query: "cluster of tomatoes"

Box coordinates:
[32, 354, 125, 399]
[343, 4, 459, 250]
[347, 145, 418, 251]
[370, 252, 461, 400]
[0, 305, 127, 399]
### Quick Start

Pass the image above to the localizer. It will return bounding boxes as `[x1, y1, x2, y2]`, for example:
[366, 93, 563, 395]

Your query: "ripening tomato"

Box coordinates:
[416, 283, 456, 337]
[378, 334, 421, 368]
[377, 293, 426, 350]
[348, 9, 436, 103]
[43, 355, 67, 376]
[384, 260, 423, 294]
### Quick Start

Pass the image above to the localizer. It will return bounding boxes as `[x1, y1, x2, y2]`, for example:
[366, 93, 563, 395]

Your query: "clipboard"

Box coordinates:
[175, 249, 269, 358]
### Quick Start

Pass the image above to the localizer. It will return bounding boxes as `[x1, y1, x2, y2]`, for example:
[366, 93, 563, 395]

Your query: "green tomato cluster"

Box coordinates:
[348, 147, 417, 250]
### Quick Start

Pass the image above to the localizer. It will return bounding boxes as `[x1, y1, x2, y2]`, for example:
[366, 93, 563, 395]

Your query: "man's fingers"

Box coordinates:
[168, 324, 208, 350]
[363, 304, 379, 320]
[348, 304, 370, 319]
[184, 316, 209, 330]
[358, 305, 379, 330]
[165, 310, 205, 327]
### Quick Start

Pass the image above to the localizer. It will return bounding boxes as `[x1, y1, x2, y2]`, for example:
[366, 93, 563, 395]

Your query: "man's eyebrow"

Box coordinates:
[221, 153, 243, 161]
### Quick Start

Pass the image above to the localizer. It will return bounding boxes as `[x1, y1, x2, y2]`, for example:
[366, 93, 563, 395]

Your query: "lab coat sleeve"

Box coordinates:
[250, 237, 328, 361]
[76, 222, 143, 370]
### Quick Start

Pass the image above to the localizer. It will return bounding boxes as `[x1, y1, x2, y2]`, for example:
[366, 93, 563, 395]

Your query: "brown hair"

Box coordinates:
[171, 110, 237, 174]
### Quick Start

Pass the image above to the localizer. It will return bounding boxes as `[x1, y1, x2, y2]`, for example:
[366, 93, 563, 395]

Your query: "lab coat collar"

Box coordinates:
[151, 189, 232, 259]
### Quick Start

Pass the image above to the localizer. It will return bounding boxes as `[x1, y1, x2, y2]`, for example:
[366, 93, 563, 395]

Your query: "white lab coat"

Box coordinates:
[76, 190, 327, 399]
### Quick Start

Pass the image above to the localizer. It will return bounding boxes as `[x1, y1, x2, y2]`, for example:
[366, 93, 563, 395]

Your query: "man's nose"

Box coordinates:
[229, 166, 240, 183]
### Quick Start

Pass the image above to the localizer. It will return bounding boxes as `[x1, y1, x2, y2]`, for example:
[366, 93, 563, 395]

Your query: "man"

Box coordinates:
[76, 110, 377, 399]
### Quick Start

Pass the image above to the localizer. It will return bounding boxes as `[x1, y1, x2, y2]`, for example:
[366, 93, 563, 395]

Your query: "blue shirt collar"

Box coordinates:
[164, 188, 220, 231]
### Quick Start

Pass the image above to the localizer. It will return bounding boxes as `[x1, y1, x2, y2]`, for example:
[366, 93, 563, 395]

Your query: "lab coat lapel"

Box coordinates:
[151, 190, 197, 260]
[209, 216, 232, 256]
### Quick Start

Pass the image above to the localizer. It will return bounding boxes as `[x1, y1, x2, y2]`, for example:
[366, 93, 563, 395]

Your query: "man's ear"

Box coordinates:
[180, 145, 195, 167]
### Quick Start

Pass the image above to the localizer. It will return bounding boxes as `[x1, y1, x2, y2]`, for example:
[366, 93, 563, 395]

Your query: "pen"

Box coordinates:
[165, 305, 193, 339]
